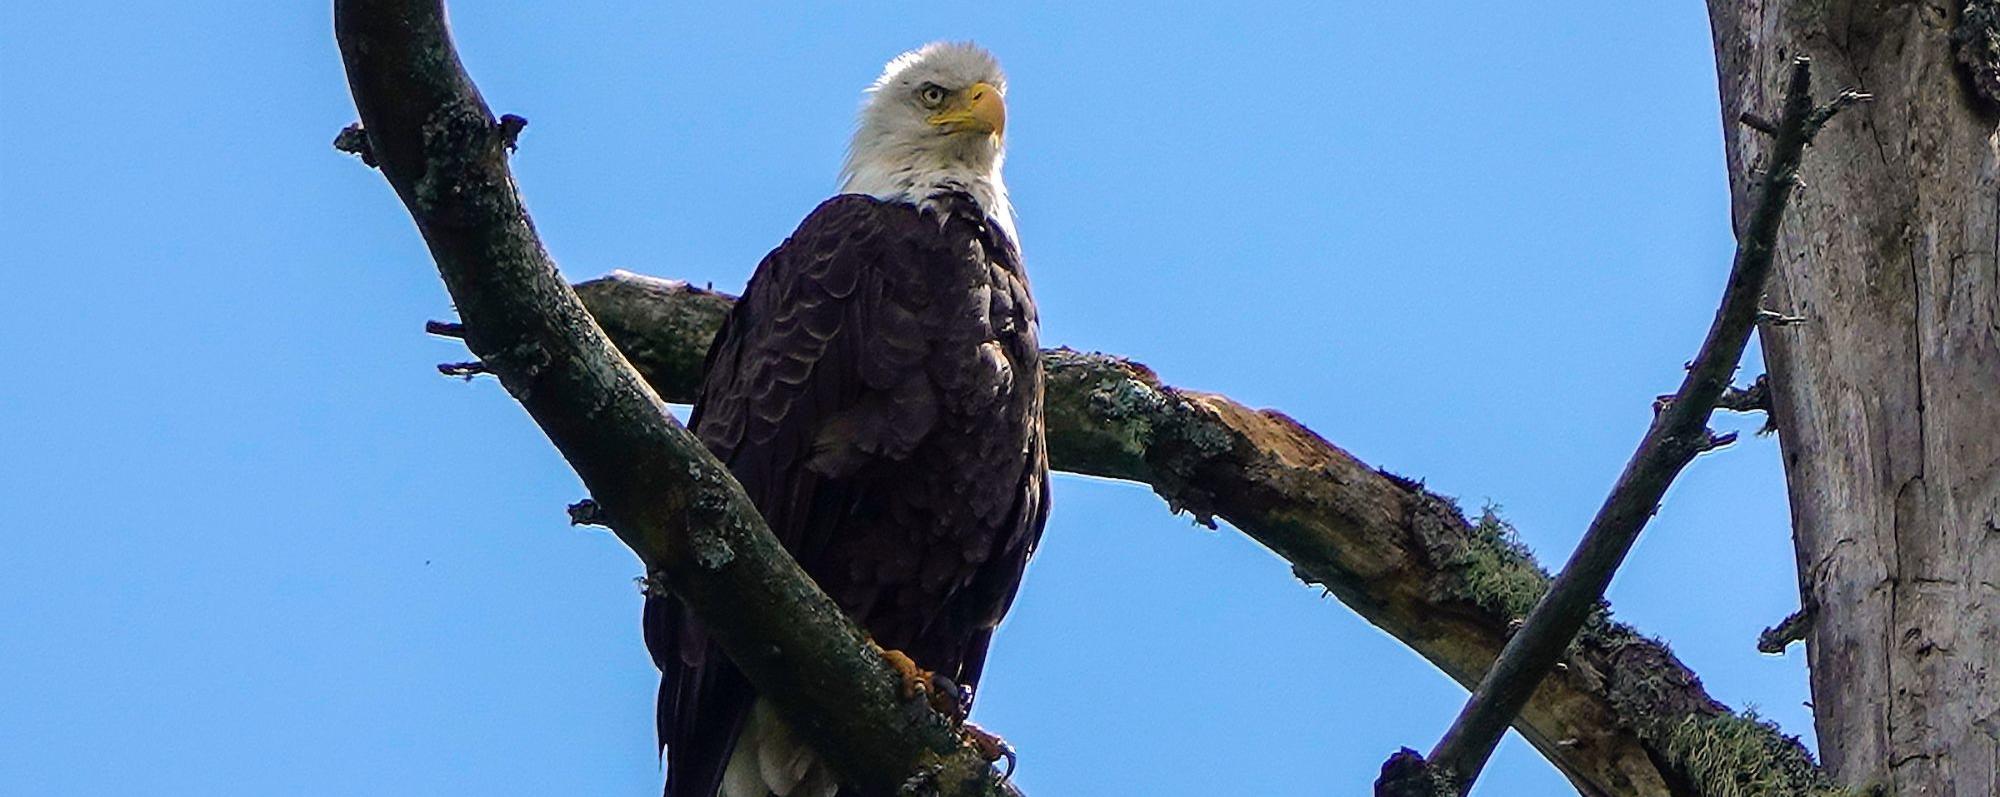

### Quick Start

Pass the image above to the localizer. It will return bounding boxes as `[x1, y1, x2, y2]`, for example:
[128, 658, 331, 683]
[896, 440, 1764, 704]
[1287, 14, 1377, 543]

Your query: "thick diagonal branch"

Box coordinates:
[334, 3, 1017, 795]
[570, 272, 1837, 797]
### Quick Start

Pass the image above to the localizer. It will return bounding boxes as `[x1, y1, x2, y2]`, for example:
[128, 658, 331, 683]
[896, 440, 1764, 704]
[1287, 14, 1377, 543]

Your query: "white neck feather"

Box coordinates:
[839, 136, 1017, 244]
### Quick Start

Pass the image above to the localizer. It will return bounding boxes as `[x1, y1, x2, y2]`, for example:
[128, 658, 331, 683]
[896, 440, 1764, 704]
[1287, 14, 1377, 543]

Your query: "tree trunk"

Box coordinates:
[1709, 4, 2000, 795]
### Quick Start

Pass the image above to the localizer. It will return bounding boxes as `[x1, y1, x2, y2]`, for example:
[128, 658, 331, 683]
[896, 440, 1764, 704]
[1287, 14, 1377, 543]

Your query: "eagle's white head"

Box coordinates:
[839, 42, 1015, 241]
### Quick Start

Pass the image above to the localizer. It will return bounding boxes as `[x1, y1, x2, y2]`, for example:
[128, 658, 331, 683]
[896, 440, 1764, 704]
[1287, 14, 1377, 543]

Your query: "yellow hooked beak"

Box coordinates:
[927, 81, 1006, 138]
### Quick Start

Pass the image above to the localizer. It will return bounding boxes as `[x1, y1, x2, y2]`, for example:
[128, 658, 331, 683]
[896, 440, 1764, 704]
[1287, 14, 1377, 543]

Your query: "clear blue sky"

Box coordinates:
[0, 3, 1811, 794]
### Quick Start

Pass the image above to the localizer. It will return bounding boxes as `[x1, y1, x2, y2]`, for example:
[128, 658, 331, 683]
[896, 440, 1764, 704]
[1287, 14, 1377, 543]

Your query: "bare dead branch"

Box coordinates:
[1803, 90, 1874, 138]
[1758, 308, 1808, 326]
[1390, 56, 1855, 796]
[426, 319, 465, 338]
[1739, 111, 1781, 136]
[1698, 429, 1741, 453]
[1716, 374, 1771, 413]
[334, 3, 1018, 795]
[1758, 601, 1816, 654]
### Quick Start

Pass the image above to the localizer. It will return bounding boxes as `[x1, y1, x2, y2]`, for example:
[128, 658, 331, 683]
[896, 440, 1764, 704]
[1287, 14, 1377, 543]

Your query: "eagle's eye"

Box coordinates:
[917, 83, 948, 107]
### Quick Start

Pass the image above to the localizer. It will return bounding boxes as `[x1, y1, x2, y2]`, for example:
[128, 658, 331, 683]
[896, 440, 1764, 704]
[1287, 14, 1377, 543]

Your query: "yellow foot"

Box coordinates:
[879, 648, 933, 702]
[962, 722, 1017, 780]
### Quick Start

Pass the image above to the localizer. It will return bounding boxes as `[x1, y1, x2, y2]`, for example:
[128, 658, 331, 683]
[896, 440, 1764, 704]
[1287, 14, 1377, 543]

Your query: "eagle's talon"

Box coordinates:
[994, 744, 1018, 781]
[963, 723, 1016, 780]
[880, 648, 932, 702]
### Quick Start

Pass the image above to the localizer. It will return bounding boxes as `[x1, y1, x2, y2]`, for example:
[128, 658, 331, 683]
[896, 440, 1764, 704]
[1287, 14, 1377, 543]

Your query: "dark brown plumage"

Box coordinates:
[644, 191, 1048, 797]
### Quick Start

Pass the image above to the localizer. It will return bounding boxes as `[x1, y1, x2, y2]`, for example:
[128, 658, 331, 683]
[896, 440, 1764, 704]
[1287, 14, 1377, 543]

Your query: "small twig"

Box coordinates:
[1738, 111, 1781, 136]
[426, 319, 466, 338]
[1757, 309, 1809, 326]
[332, 123, 377, 167]
[568, 498, 607, 527]
[438, 360, 491, 378]
[497, 113, 528, 151]
[1803, 90, 1873, 139]
[1717, 374, 1778, 435]
[1697, 429, 1740, 453]
[1653, 374, 1767, 421]
[1715, 374, 1771, 413]
[1758, 602, 1816, 654]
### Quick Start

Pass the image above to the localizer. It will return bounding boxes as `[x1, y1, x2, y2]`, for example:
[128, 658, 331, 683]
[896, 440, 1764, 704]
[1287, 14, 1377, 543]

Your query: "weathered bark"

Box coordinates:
[1710, 4, 2000, 795]
[572, 273, 1840, 797]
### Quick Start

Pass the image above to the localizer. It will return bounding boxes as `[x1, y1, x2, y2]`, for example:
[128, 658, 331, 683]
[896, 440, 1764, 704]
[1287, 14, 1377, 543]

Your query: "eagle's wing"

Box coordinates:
[644, 195, 940, 797]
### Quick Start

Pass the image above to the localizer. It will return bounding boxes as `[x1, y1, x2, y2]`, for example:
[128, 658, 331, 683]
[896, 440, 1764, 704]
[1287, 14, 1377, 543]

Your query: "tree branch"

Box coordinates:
[334, 3, 1017, 795]
[1758, 602, 1816, 655]
[568, 272, 1838, 797]
[1714, 374, 1771, 414]
[1390, 56, 1861, 796]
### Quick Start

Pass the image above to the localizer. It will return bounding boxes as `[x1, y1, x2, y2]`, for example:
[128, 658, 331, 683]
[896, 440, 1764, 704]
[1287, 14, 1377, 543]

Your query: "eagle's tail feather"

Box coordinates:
[719, 699, 838, 797]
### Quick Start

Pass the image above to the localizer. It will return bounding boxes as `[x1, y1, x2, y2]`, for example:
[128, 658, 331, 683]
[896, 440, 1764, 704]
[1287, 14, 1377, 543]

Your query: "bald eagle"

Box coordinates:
[643, 42, 1049, 797]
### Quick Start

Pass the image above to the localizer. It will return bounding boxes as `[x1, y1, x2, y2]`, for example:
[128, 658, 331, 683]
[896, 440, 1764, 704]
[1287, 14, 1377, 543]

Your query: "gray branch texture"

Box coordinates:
[336, 1, 1837, 794]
